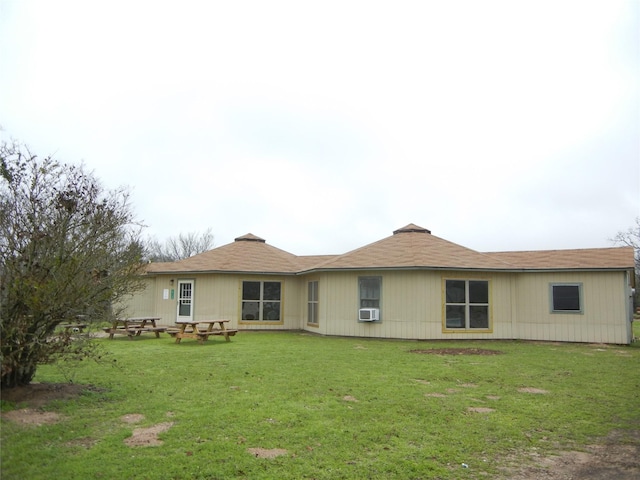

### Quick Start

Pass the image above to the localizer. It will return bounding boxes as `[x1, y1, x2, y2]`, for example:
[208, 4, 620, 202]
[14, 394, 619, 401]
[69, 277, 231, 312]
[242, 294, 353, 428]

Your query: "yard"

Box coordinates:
[2, 327, 639, 479]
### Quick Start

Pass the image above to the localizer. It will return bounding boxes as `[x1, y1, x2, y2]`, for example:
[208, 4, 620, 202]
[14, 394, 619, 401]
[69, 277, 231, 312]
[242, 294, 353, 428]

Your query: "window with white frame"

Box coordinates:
[359, 276, 381, 309]
[550, 283, 583, 313]
[445, 279, 490, 330]
[241, 281, 282, 321]
[307, 281, 319, 325]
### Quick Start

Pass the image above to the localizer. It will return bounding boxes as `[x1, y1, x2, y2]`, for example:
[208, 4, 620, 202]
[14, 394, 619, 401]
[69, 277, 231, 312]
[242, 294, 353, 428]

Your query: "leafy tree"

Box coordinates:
[146, 228, 214, 262]
[0, 142, 146, 388]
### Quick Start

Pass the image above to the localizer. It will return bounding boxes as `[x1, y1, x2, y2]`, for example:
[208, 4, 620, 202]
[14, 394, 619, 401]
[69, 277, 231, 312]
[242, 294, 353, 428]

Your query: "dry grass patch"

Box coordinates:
[2, 409, 63, 426]
[124, 422, 174, 447]
[121, 413, 145, 423]
[247, 447, 288, 458]
[467, 407, 495, 413]
[518, 387, 549, 394]
[410, 348, 503, 355]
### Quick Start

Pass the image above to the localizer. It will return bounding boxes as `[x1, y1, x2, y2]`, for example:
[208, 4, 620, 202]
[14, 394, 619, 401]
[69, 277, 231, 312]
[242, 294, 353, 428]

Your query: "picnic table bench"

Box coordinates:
[103, 317, 167, 339]
[167, 320, 237, 344]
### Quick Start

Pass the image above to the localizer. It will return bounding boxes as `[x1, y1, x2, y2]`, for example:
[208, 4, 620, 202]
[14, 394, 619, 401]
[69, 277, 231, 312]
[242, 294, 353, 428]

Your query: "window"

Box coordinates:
[444, 279, 490, 330]
[241, 281, 282, 321]
[550, 283, 582, 313]
[359, 276, 381, 308]
[307, 281, 319, 325]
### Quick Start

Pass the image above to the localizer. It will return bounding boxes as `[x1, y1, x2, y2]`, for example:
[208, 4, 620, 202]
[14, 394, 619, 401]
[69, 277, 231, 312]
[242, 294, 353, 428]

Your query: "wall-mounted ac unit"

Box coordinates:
[359, 308, 379, 322]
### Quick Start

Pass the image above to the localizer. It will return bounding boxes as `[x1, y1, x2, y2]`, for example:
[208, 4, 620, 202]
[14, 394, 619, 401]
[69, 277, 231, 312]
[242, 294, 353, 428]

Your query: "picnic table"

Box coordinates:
[103, 317, 167, 339]
[167, 320, 237, 344]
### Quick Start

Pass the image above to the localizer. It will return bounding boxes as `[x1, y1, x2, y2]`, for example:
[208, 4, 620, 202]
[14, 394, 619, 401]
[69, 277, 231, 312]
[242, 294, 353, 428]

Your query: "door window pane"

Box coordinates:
[179, 302, 191, 316]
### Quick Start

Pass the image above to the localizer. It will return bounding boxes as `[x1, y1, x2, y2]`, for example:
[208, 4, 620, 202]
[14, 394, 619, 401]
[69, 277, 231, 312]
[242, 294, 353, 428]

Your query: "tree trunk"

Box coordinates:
[1, 362, 37, 389]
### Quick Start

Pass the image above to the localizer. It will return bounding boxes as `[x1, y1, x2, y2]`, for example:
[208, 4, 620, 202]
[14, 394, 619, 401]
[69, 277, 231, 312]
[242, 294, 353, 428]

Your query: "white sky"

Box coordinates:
[1, 0, 638, 255]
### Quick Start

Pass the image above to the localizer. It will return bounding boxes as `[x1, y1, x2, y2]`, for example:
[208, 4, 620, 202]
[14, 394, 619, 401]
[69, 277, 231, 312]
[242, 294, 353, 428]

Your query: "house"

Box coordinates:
[124, 224, 636, 344]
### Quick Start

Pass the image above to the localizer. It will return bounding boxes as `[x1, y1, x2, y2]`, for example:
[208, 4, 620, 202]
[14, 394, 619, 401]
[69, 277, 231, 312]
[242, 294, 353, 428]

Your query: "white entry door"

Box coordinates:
[176, 280, 194, 323]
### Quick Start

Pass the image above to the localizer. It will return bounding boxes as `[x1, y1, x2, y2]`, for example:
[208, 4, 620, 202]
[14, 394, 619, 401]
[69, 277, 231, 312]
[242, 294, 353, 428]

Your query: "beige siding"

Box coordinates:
[123, 268, 631, 344]
[513, 271, 630, 344]
[307, 270, 516, 340]
[116, 277, 156, 318]
[124, 273, 304, 330]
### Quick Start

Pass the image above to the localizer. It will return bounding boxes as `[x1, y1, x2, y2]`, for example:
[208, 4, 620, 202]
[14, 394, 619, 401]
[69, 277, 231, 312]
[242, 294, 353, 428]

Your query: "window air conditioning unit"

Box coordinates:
[359, 308, 379, 322]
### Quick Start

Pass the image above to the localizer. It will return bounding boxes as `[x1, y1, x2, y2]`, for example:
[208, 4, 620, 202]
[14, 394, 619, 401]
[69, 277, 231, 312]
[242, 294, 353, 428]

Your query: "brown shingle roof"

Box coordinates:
[304, 224, 516, 271]
[485, 247, 635, 270]
[146, 233, 301, 274]
[145, 224, 635, 275]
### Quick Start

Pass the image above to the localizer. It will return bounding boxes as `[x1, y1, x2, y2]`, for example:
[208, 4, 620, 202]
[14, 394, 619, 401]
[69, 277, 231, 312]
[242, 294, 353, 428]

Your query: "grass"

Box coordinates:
[2, 325, 640, 479]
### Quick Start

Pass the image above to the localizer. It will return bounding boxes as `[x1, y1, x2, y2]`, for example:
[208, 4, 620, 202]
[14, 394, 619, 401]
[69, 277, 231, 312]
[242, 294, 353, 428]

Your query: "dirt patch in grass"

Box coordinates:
[124, 422, 174, 447]
[518, 387, 549, 394]
[1, 382, 105, 408]
[467, 407, 495, 413]
[247, 447, 288, 458]
[504, 429, 640, 479]
[121, 413, 145, 424]
[410, 348, 503, 355]
[2, 409, 63, 425]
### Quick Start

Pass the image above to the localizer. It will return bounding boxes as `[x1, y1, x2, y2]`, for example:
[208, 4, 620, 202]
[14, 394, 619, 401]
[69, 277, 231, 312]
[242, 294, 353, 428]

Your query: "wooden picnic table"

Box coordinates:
[103, 317, 167, 339]
[167, 320, 237, 344]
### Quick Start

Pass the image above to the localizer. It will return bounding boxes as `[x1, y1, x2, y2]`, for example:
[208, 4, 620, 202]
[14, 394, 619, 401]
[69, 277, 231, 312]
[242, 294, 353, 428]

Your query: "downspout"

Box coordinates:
[627, 270, 635, 344]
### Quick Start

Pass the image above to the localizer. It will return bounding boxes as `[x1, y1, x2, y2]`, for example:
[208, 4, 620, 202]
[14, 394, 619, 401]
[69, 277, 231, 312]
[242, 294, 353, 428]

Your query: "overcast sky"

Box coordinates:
[1, 0, 638, 256]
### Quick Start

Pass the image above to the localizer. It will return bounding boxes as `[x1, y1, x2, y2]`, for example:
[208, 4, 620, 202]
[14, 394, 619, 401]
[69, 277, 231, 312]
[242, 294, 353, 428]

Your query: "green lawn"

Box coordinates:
[2, 328, 639, 479]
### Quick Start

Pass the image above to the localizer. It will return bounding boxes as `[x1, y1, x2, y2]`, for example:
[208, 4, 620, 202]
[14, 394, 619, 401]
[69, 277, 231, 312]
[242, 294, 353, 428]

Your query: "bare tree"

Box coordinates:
[611, 217, 640, 306]
[146, 229, 214, 262]
[0, 142, 146, 388]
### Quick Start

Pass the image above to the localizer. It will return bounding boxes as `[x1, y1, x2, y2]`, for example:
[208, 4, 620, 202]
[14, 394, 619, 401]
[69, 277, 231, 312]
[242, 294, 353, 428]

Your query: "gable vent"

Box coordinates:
[393, 224, 431, 235]
[234, 233, 266, 243]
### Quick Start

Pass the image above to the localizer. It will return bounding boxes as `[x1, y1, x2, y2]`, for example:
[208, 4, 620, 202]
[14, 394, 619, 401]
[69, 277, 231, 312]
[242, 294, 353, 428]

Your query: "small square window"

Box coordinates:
[551, 284, 582, 313]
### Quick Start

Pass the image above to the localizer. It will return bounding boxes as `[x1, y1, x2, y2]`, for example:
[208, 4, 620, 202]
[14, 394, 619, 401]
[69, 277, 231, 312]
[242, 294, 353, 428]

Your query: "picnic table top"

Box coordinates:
[175, 319, 229, 325]
[116, 317, 161, 322]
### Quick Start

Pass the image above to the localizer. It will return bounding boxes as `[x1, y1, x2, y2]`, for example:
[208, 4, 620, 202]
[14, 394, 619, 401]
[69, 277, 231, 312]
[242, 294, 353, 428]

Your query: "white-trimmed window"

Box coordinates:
[445, 279, 490, 330]
[307, 281, 319, 325]
[359, 276, 381, 308]
[241, 281, 282, 321]
[550, 283, 583, 313]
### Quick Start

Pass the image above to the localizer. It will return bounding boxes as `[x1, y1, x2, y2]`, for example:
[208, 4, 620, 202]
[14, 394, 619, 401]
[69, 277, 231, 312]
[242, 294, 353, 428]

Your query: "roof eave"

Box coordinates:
[146, 269, 298, 276]
[297, 265, 635, 275]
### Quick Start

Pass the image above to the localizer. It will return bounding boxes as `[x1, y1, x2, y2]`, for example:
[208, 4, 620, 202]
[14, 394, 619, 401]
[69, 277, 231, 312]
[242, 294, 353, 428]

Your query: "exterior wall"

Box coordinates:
[116, 277, 156, 318]
[123, 273, 303, 330]
[302, 270, 516, 340]
[512, 271, 631, 344]
[122, 268, 632, 344]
